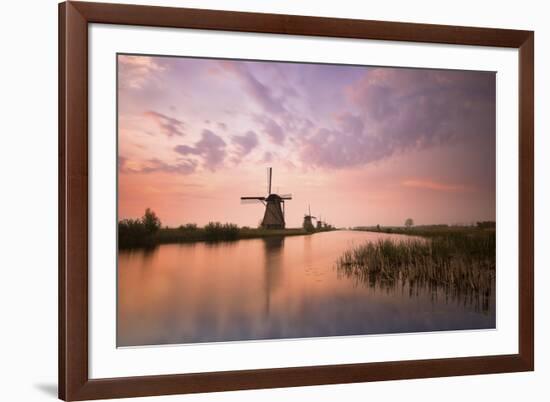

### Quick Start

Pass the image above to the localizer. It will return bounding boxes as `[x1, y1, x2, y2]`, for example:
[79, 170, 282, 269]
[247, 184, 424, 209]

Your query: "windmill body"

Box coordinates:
[241, 168, 292, 229]
[263, 194, 287, 229]
[302, 215, 315, 231]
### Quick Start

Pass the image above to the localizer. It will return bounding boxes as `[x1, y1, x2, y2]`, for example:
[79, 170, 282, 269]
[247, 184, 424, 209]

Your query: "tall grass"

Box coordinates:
[336, 230, 495, 311]
[203, 222, 239, 241]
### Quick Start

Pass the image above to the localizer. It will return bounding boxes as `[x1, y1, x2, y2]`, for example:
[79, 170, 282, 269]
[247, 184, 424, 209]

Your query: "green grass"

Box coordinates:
[337, 227, 495, 311]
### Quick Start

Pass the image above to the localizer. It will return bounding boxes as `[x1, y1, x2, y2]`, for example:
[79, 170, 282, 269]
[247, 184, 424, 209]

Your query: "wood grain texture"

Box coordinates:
[58, 4, 66, 399]
[58, 1, 534, 400]
[59, 2, 89, 400]
[518, 32, 535, 370]
[72, 1, 531, 48]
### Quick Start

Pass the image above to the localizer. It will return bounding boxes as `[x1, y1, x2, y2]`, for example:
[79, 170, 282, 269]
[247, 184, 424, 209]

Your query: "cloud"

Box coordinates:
[300, 68, 495, 169]
[140, 158, 197, 174]
[254, 115, 285, 145]
[118, 55, 165, 90]
[143, 110, 185, 137]
[175, 129, 227, 171]
[118, 156, 133, 173]
[335, 112, 364, 136]
[119, 156, 197, 175]
[232, 131, 259, 157]
[220, 61, 285, 115]
[401, 179, 474, 193]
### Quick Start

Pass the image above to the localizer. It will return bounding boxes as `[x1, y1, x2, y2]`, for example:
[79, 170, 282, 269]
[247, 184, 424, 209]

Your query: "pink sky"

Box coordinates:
[118, 55, 496, 228]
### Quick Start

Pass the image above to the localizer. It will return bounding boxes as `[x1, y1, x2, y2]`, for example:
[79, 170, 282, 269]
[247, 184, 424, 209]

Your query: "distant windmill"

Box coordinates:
[241, 167, 292, 229]
[316, 215, 323, 230]
[302, 205, 316, 232]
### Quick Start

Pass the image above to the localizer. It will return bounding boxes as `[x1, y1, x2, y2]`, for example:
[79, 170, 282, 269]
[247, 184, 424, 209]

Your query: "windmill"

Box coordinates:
[302, 205, 316, 232]
[316, 215, 323, 230]
[241, 167, 292, 229]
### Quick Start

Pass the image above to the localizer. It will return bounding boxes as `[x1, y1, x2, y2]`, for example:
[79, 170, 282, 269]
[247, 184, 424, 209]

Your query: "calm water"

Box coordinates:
[118, 230, 495, 347]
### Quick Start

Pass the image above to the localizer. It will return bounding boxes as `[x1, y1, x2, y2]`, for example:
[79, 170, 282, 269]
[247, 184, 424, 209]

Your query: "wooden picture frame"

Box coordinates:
[59, 1, 534, 400]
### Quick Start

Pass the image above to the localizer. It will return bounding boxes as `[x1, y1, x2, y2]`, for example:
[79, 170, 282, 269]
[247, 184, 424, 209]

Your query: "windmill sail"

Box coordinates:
[240, 198, 265, 205]
[267, 167, 272, 195]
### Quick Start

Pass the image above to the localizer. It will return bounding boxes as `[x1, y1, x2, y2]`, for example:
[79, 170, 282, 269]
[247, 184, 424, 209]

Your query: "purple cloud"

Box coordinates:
[300, 68, 495, 169]
[220, 61, 285, 115]
[143, 110, 185, 137]
[175, 129, 227, 171]
[232, 130, 259, 157]
[254, 115, 285, 145]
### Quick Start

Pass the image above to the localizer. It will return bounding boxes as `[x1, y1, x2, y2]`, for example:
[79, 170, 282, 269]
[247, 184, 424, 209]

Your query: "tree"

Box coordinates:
[405, 218, 414, 229]
[142, 208, 161, 235]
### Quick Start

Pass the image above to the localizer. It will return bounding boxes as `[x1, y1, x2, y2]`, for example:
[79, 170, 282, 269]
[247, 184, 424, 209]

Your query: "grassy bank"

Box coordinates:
[154, 225, 311, 245]
[119, 208, 338, 249]
[119, 222, 315, 249]
[337, 226, 495, 310]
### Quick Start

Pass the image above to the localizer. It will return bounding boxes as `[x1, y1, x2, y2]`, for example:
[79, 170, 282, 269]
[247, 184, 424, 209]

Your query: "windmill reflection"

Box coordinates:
[262, 236, 285, 316]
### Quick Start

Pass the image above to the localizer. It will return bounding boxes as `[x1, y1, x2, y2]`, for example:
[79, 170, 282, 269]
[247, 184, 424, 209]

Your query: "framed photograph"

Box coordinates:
[59, 1, 534, 400]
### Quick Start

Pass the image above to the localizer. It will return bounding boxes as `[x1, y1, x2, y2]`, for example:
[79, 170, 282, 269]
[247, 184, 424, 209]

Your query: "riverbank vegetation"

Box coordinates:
[154, 225, 310, 245]
[118, 208, 326, 249]
[354, 222, 495, 236]
[118, 208, 162, 248]
[337, 225, 496, 311]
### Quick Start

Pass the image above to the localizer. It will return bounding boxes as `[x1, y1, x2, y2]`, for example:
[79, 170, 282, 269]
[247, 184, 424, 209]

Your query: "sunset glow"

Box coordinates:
[118, 55, 496, 228]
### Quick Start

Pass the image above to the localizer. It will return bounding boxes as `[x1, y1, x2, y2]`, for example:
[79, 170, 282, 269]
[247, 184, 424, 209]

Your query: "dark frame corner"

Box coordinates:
[59, 1, 534, 400]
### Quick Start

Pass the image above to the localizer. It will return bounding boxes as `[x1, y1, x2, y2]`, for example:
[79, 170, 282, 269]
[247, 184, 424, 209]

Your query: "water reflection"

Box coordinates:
[118, 231, 495, 347]
[335, 239, 495, 314]
[337, 264, 494, 314]
[262, 236, 284, 316]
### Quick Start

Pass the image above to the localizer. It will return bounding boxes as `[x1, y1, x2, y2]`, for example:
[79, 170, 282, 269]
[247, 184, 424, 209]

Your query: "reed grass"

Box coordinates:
[336, 230, 495, 311]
